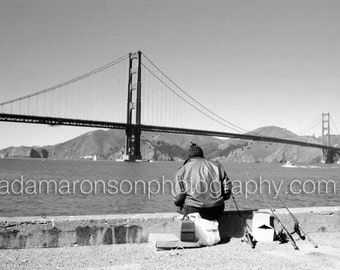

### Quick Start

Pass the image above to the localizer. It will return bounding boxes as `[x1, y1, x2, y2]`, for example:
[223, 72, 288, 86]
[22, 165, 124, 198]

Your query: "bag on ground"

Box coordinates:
[188, 213, 220, 246]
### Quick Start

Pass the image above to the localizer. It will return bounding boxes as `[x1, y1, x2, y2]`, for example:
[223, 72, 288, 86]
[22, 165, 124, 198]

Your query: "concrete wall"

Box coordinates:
[0, 206, 339, 249]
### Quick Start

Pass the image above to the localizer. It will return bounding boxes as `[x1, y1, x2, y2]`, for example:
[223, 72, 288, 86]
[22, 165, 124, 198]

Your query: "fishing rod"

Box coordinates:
[277, 196, 318, 248]
[250, 164, 317, 249]
[260, 193, 299, 250]
[232, 194, 257, 248]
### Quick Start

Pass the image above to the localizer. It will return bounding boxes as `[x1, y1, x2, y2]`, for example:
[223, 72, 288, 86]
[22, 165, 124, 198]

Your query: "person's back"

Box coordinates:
[173, 143, 232, 220]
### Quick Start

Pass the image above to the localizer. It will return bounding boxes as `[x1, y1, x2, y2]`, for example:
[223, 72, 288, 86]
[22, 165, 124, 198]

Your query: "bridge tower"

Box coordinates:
[322, 112, 330, 147]
[124, 51, 142, 161]
[322, 112, 335, 163]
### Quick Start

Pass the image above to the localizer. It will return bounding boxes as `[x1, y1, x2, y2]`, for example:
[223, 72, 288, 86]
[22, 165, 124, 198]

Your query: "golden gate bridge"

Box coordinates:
[0, 51, 339, 162]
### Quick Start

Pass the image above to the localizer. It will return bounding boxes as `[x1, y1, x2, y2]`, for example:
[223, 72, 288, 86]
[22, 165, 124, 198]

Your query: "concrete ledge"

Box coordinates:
[0, 206, 339, 249]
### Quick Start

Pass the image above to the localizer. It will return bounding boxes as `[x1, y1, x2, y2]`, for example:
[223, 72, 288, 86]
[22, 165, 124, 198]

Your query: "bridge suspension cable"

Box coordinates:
[141, 53, 250, 134]
[1, 50, 339, 161]
[0, 54, 129, 107]
[330, 115, 339, 135]
[142, 64, 239, 131]
[296, 115, 321, 136]
[0, 53, 129, 122]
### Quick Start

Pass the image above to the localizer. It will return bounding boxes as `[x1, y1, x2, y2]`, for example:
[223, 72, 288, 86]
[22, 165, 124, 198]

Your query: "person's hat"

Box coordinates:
[188, 143, 204, 158]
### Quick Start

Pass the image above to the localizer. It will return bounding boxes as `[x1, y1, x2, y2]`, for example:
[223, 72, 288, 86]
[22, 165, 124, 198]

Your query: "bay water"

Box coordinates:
[0, 158, 339, 217]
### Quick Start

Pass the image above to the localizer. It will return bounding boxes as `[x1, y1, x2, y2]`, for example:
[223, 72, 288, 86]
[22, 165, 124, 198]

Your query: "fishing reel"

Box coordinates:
[242, 231, 257, 249]
[275, 229, 288, 244]
[291, 223, 306, 240]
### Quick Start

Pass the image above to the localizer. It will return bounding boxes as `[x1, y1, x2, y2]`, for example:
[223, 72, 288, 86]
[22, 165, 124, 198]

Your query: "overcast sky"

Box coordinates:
[0, 0, 339, 149]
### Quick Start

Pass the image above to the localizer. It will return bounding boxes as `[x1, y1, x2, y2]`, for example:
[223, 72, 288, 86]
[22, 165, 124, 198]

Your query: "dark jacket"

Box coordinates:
[173, 157, 232, 208]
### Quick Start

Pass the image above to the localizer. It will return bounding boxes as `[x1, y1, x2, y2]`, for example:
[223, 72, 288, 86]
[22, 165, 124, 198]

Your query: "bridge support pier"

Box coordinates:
[124, 51, 142, 161]
[322, 148, 336, 164]
[124, 125, 142, 161]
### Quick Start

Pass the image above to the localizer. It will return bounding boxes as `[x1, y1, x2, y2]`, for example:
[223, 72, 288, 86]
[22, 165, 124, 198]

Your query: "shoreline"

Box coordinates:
[1, 156, 340, 164]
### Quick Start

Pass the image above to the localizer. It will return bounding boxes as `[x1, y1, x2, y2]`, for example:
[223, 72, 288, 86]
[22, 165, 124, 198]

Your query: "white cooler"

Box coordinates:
[252, 211, 274, 242]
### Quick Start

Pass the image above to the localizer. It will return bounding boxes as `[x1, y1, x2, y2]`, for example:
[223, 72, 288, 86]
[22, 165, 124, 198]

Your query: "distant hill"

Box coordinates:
[219, 126, 324, 163]
[0, 126, 339, 163]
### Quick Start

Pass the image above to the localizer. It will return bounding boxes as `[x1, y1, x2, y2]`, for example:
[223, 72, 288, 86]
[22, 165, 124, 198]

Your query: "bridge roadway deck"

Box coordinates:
[1, 113, 340, 153]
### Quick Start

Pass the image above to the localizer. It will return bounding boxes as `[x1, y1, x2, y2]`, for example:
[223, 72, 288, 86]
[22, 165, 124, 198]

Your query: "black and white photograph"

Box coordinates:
[0, 0, 339, 269]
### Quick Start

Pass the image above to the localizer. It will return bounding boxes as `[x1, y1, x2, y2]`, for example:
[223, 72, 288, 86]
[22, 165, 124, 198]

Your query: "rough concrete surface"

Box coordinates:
[1, 207, 339, 249]
[0, 232, 339, 270]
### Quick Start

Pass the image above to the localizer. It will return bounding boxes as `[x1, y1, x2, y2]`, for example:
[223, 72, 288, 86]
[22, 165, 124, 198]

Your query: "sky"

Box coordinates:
[0, 0, 339, 149]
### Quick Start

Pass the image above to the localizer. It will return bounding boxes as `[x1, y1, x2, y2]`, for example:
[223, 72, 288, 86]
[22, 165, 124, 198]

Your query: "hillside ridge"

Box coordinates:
[1, 126, 339, 163]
